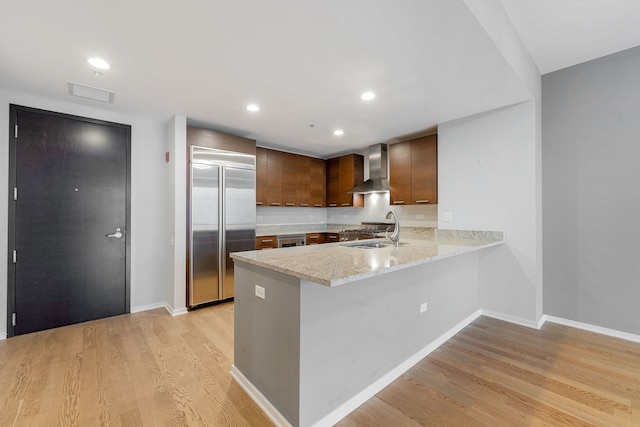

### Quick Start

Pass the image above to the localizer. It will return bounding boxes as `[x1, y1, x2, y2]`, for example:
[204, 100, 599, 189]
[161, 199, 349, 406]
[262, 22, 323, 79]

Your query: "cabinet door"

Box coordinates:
[389, 141, 412, 205]
[309, 157, 325, 207]
[337, 154, 364, 207]
[326, 157, 340, 207]
[256, 147, 267, 206]
[338, 155, 354, 207]
[306, 233, 325, 245]
[411, 134, 438, 204]
[256, 235, 278, 250]
[350, 154, 364, 208]
[325, 233, 340, 243]
[282, 152, 297, 207]
[296, 155, 311, 207]
[266, 150, 283, 206]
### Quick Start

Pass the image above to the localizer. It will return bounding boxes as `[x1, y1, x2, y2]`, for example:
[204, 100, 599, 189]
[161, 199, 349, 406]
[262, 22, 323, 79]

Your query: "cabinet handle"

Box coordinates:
[328, 236, 338, 239]
[256, 202, 263, 205]
[309, 236, 318, 239]
[270, 202, 281, 206]
[416, 200, 430, 204]
[261, 239, 273, 243]
[341, 203, 350, 206]
[314, 204, 322, 207]
[329, 203, 337, 207]
[300, 203, 309, 207]
[285, 203, 295, 206]
[393, 201, 405, 204]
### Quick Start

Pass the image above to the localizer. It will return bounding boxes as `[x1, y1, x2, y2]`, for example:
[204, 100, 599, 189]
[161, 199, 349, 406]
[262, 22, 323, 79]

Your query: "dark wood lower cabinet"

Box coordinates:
[306, 233, 326, 245]
[325, 233, 340, 243]
[256, 235, 278, 250]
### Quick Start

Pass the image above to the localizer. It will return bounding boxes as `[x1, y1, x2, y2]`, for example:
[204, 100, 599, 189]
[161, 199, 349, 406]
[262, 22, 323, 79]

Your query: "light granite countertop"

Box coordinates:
[231, 229, 504, 286]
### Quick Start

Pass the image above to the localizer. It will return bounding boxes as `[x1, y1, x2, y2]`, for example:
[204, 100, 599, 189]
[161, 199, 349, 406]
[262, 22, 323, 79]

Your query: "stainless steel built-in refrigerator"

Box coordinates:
[190, 146, 256, 308]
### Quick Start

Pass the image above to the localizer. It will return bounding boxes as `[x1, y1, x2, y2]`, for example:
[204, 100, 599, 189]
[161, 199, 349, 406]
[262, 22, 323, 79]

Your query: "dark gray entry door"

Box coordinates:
[8, 105, 131, 336]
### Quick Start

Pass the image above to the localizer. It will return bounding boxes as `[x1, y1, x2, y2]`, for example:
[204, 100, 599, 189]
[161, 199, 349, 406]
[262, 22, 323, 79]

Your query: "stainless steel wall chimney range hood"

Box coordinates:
[348, 144, 389, 194]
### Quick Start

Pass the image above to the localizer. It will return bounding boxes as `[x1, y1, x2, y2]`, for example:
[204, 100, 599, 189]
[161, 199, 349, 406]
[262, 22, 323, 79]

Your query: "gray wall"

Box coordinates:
[542, 46, 640, 334]
[234, 264, 302, 424]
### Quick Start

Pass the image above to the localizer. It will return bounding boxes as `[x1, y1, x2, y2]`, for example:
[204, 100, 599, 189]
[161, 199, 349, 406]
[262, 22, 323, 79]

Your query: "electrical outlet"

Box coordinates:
[255, 285, 266, 300]
[416, 214, 424, 220]
[420, 302, 428, 313]
[442, 212, 453, 222]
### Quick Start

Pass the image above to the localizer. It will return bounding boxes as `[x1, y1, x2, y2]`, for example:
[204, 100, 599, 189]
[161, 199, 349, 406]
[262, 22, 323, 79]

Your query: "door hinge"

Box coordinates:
[12, 313, 16, 327]
[12, 250, 17, 263]
[14, 125, 18, 139]
[13, 187, 18, 201]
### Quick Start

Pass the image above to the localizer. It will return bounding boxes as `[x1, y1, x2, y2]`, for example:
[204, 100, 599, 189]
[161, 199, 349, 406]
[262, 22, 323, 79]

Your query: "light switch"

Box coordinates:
[255, 285, 266, 300]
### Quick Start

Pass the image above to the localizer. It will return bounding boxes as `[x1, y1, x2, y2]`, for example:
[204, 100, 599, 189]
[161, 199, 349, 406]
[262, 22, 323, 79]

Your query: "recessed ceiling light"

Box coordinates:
[334, 130, 344, 136]
[88, 57, 110, 70]
[360, 91, 376, 101]
[246, 104, 260, 112]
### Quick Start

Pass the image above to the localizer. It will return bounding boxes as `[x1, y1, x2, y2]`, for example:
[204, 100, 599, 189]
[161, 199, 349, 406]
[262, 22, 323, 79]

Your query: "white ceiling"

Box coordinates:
[500, 0, 640, 74]
[1, 1, 639, 157]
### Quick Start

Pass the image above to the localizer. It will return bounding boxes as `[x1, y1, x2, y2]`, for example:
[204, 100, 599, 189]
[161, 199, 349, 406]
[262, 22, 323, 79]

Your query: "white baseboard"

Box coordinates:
[231, 309, 483, 427]
[311, 308, 483, 427]
[130, 302, 166, 314]
[481, 309, 544, 330]
[541, 315, 640, 344]
[164, 303, 188, 317]
[230, 365, 292, 427]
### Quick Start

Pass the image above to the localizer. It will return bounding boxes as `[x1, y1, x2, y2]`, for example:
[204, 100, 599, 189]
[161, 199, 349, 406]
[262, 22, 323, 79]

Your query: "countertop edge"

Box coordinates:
[231, 238, 504, 287]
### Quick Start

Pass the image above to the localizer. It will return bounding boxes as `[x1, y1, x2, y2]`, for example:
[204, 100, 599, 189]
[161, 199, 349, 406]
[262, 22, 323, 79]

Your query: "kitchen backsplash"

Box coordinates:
[257, 193, 438, 227]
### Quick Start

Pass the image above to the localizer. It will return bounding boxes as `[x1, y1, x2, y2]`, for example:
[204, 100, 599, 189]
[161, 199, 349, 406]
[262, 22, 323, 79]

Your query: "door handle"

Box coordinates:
[106, 227, 123, 239]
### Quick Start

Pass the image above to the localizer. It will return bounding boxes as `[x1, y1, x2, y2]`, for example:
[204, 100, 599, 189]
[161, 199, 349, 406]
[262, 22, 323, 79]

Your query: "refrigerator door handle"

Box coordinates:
[219, 166, 226, 300]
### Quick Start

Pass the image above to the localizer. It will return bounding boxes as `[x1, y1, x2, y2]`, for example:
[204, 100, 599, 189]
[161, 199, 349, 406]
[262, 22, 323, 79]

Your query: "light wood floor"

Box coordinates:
[2, 307, 640, 426]
[0, 304, 272, 427]
[339, 316, 640, 426]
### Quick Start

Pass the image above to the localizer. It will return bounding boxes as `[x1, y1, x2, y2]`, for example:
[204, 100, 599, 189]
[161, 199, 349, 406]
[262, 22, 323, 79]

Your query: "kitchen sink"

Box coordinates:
[340, 241, 407, 249]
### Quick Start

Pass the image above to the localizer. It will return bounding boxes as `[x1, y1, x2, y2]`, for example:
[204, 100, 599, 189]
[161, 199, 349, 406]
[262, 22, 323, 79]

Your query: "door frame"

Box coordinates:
[7, 104, 132, 337]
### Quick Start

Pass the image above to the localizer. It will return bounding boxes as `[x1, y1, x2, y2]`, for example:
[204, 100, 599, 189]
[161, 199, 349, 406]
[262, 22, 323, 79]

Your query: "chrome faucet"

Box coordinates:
[385, 210, 400, 244]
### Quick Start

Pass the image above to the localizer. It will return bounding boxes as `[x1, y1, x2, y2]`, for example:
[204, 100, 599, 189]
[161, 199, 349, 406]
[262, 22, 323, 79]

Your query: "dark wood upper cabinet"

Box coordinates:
[256, 147, 267, 206]
[282, 152, 298, 207]
[296, 155, 311, 207]
[326, 157, 341, 207]
[389, 134, 437, 205]
[256, 147, 326, 207]
[309, 157, 326, 207]
[389, 141, 412, 205]
[266, 150, 283, 206]
[327, 154, 364, 207]
[187, 126, 256, 155]
[411, 135, 438, 204]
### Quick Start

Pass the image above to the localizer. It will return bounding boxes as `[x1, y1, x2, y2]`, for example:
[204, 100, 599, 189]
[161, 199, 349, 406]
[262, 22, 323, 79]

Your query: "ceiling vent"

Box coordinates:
[67, 81, 115, 104]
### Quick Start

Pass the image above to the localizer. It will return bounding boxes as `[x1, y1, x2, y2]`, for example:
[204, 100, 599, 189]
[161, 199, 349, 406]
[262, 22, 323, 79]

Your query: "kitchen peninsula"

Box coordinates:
[230, 229, 503, 427]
